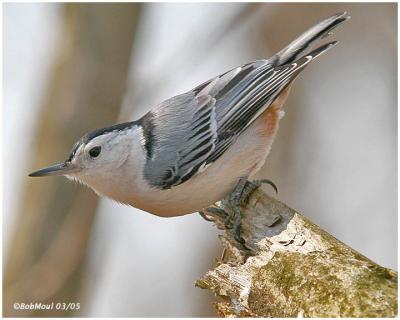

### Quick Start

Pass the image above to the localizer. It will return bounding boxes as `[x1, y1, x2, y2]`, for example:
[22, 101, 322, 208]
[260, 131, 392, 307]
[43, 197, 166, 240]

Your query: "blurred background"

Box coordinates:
[3, 2, 397, 317]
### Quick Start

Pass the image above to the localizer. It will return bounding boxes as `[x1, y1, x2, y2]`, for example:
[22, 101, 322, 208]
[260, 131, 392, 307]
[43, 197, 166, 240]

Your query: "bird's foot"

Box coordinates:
[226, 177, 279, 252]
[200, 177, 278, 254]
[228, 178, 278, 208]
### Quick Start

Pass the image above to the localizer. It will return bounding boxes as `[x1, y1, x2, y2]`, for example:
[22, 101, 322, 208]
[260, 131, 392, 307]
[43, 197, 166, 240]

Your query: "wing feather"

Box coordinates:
[143, 54, 318, 189]
[143, 93, 217, 189]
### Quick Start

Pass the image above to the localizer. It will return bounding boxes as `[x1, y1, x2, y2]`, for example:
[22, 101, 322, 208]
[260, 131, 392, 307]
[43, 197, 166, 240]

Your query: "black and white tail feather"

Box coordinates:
[142, 12, 350, 190]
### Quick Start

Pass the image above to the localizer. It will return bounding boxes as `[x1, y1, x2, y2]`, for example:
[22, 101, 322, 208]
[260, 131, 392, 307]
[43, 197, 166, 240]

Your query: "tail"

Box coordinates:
[272, 12, 350, 66]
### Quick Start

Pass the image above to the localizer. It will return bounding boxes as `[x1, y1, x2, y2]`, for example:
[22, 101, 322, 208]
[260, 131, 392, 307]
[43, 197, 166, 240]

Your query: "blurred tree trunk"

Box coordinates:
[3, 3, 141, 316]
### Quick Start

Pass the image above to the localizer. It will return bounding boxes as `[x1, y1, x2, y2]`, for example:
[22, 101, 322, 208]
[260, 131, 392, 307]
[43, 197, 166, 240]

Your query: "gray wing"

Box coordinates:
[142, 56, 313, 190]
[142, 92, 218, 189]
[142, 9, 348, 190]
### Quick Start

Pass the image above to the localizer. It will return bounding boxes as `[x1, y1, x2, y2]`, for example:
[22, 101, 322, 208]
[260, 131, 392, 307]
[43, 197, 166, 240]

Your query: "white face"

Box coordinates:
[29, 124, 146, 204]
[67, 129, 134, 187]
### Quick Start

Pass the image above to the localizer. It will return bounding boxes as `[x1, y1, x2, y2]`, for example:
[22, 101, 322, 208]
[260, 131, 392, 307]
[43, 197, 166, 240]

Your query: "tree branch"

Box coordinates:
[196, 184, 397, 317]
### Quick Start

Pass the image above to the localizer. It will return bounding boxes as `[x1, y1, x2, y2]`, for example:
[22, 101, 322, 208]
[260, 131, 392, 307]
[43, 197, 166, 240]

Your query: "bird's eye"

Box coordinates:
[89, 146, 101, 158]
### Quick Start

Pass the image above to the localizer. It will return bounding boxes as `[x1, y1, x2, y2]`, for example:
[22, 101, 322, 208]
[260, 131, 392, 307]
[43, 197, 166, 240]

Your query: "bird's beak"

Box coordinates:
[28, 162, 79, 177]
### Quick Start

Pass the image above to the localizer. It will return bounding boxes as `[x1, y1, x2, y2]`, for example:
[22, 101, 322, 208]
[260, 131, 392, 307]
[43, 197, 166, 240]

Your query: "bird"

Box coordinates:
[29, 12, 349, 244]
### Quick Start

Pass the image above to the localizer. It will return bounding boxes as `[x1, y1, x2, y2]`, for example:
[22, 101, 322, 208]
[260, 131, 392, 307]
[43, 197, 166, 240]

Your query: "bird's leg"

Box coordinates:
[228, 178, 253, 252]
[231, 206, 251, 251]
[230, 177, 248, 206]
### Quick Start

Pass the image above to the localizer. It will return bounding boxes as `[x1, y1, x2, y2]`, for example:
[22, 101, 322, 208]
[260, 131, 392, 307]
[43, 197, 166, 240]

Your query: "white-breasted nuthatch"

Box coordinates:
[29, 13, 350, 222]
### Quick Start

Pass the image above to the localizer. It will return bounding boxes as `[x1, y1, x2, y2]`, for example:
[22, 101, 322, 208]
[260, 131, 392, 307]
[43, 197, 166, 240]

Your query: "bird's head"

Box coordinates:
[29, 122, 140, 188]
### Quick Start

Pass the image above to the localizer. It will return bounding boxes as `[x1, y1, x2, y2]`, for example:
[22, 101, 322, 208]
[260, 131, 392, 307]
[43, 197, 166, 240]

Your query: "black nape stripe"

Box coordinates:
[137, 112, 155, 159]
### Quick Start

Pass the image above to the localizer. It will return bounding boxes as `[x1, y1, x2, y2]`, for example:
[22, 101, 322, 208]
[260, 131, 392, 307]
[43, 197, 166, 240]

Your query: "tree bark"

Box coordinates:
[196, 184, 397, 317]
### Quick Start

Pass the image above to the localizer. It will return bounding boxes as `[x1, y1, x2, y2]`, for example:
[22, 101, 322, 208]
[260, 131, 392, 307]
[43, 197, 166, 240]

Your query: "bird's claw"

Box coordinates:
[199, 207, 233, 230]
[198, 210, 215, 222]
[251, 178, 278, 194]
